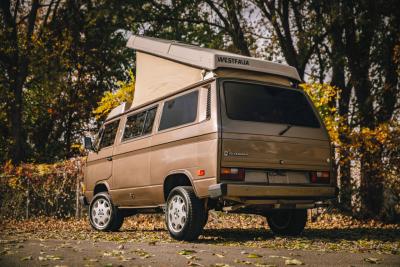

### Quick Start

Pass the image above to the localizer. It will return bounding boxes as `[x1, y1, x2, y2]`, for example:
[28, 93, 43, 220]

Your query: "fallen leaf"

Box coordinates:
[213, 253, 225, 258]
[285, 259, 304, 265]
[254, 263, 277, 267]
[179, 249, 196, 255]
[188, 261, 203, 266]
[269, 255, 291, 259]
[38, 256, 46, 261]
[120, 256, 134, 261]
[247, 253, 262, 258]
[21, 255, 33, 261]
[234, 259, 252, 265]
[364, 257, 381, 264]
[47, 254, 63, 260]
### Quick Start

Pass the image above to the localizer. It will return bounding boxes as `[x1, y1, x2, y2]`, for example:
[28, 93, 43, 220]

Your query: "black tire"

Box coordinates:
[89, 192, 124, 231]
[266, 209, 307, 236]
[165, 186, 206, 241]
[203, 210, 209, 227]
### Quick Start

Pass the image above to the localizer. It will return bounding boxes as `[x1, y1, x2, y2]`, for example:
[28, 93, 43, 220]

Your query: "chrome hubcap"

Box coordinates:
[168, 195, 187, 232]
[92, 198, 111, 229]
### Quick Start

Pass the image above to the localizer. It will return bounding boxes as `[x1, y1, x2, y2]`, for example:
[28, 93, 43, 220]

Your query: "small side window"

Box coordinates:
[159, 91, 198, 131]
[143, 107, 157, 135]
[123, 111, 146, 140]
[123, 106, 157, 141]
[99, 120, 120, 149]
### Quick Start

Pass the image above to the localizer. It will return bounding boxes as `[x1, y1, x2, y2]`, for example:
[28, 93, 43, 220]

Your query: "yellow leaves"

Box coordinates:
[93, 70, 135, 120]
[37, 164, 51, 176]
[350, 122, 398, 154]
[3, 160, 15, 176]
[300, 83, 400, 164]
[300, 83, 343, 146]
[8, 177, 19, 189]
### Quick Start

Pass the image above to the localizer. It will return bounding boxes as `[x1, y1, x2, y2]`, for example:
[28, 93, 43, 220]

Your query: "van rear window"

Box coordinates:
[223, 82, 320, 128]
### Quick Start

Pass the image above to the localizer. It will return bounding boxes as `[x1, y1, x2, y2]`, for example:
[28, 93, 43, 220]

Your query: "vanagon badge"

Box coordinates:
[224, 151, 248, 157]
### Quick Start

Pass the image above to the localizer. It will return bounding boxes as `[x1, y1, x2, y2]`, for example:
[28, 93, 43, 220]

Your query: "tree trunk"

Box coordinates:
[359, 150, 384, 218]
[329, 16, 352, 211]
[225, 1, 250, 56]
[10, 80, 24, 164]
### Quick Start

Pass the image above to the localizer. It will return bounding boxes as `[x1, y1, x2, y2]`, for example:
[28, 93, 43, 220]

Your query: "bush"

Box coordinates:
[0, 157, 84, 219]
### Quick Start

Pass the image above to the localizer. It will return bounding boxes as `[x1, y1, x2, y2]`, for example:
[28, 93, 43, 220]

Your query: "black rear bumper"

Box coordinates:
[209, 183, 338, 200]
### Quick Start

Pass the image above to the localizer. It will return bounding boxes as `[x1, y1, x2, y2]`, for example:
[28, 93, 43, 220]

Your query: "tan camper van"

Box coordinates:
[81, 36, 337, 241]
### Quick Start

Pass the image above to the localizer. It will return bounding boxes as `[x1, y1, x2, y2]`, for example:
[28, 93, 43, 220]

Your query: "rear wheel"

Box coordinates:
[89, 192, 124, 231]
[266, 209, 307, 236]
[203, 210, 209, 227]
[165, 186, 206, 241]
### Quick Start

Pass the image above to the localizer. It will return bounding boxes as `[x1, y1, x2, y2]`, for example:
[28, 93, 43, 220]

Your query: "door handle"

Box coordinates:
[106, 156, 113, 161]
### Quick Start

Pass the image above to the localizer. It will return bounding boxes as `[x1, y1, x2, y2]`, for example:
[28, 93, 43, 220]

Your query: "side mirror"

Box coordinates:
[84, 136, 93, 150]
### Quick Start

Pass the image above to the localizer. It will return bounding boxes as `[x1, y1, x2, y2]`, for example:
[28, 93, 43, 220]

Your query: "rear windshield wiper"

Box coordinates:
[279, 125, 293, 136]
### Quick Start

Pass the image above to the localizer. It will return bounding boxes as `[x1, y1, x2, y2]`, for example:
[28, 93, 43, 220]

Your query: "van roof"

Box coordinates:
[126, 35, 301, 82]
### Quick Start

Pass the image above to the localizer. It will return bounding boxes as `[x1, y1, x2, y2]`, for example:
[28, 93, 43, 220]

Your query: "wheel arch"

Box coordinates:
[93, 181, 110, 196]
[163, 170, 197, 201]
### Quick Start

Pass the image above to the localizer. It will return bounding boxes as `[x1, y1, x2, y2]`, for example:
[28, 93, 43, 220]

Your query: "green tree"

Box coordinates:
[0, 0, 142, 162]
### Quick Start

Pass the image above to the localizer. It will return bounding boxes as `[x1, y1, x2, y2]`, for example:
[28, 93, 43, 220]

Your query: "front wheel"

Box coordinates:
[89, 192, 124, 231]
[165, 186, 206, 241]
[266, 209, 307, 236]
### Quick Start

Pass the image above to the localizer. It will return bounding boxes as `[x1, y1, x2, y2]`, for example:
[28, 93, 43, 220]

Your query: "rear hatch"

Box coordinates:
[219, 80, 332, 184]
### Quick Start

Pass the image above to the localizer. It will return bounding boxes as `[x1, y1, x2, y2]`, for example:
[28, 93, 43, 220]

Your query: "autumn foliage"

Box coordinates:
[93, 70, 135, 120]
[0, 158, 84, 219]
[303, 83, 400, 221]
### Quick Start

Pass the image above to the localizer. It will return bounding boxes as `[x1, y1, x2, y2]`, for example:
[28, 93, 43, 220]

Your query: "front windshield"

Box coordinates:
[92, 127, 104, 151]
[223, 81, 320, 128]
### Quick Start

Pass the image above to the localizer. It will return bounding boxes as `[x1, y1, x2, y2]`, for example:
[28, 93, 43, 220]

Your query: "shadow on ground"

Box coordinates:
[119, 226, 400, 244]
[196, 227, 400, 244]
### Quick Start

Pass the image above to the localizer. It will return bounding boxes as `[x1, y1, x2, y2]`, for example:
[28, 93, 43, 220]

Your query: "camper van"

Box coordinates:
[81, 36, 337, 241]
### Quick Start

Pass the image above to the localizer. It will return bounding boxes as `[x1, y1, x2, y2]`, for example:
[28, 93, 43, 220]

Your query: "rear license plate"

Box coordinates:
[268, 171, 288, 184]
[267, 171, 309, 184]
[245, 170, 268, 183]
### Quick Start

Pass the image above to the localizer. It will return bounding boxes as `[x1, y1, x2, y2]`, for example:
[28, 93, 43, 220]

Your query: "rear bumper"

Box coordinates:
[208, 183, 338, 200]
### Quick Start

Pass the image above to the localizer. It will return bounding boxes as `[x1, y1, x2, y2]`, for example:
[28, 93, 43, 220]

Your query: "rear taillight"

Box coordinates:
[220, 167, 245, 181]
[310, 171, 330, 184]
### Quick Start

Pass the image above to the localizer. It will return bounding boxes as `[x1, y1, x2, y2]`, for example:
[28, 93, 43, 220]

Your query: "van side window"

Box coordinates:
[143, 107, 157, 134]
[123, 107, 157, 141]
[124, 111, 146, 140]
[159, 91, 198, 131]
[99, 120, 120, 149]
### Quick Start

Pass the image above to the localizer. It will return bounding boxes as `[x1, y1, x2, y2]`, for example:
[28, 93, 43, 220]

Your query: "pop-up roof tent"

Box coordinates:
[125, 35, 301, 110]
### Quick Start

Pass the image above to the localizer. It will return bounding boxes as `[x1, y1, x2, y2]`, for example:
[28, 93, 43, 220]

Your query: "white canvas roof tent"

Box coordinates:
[107, 35, 302, 119]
